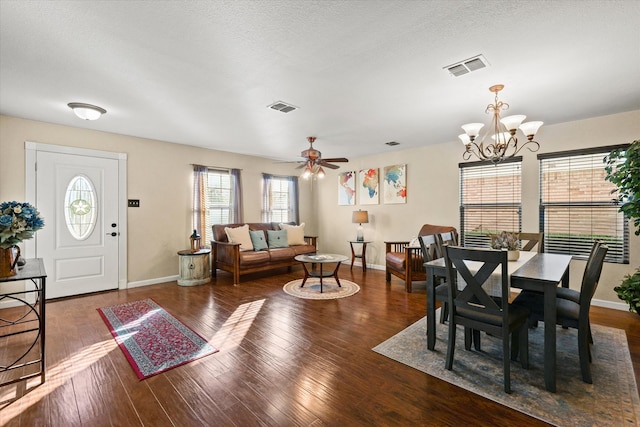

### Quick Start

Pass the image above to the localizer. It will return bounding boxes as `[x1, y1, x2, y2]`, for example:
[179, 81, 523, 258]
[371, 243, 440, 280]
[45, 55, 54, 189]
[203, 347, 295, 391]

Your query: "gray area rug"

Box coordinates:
[373, 314, 640, 426]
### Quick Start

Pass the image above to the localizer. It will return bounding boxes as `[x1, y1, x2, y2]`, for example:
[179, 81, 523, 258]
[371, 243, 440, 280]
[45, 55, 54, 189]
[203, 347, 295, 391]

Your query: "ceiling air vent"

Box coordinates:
[267, 101, 298, 113]
[443, 54, 489, 77]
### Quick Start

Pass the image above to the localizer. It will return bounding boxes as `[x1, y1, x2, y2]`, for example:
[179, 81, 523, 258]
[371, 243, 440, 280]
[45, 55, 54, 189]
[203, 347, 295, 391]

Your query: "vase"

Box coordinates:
[0, 246, 21, 277]
[507, 250, 520, 261]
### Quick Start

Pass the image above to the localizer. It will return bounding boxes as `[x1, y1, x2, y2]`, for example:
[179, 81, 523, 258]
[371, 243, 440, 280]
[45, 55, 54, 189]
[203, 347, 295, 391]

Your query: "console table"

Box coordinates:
[0, 258, 47, 387]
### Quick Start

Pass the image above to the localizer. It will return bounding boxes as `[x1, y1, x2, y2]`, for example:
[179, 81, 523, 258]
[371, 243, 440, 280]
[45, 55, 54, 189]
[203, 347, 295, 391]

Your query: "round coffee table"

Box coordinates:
[294, 253, 349, 293]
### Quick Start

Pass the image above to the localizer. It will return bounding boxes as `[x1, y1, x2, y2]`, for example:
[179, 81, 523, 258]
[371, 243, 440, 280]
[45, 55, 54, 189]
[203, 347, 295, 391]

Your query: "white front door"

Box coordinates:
[36, 151, 120, 299]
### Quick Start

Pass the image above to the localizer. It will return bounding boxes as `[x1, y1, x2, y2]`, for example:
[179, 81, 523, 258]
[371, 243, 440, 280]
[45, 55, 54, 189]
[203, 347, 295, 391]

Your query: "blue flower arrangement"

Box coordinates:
[0, 201, 45, 249]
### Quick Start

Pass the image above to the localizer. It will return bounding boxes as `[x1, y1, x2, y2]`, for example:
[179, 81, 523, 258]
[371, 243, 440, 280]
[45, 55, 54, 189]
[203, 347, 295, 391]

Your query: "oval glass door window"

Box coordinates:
[64, 175, 98, 240]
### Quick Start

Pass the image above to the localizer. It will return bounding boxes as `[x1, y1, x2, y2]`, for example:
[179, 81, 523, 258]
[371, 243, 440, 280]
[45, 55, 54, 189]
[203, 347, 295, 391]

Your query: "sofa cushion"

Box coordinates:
[279, 222, 306, 245]
[386, 252, 406, 270]
[292, 244, 316, 256]
[267, 229, 289, 248]
[268, 247, 296, 261]
[225, 224, 253, 251]
[239, 250, 270, 266]
[249, 230, 268, 251]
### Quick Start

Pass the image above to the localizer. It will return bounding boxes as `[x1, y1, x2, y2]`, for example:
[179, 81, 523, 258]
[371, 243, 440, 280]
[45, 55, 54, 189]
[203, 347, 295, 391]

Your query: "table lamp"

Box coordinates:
[352, 210, 369, 242]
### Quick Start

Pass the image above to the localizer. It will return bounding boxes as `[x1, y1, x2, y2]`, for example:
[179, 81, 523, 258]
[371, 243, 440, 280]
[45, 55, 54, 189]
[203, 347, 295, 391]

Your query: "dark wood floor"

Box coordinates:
[1, 265, 639, 426]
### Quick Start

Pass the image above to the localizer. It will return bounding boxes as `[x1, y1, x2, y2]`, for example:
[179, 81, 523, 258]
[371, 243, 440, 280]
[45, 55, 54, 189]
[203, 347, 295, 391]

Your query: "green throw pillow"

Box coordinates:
[267, 229, 289, 248]
[249, 230, 268, 251]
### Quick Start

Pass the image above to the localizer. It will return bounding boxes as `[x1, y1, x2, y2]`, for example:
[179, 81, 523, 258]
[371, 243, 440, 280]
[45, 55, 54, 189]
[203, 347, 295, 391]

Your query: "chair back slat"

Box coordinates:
[419, 234, 439, 262]
[518, 232, 544, 253]
[436, 231, 459, 258]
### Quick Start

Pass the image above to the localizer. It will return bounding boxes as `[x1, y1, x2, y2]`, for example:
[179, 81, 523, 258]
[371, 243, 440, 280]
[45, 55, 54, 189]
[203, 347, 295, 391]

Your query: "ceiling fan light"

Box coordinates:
[461, 123, 484, 138]
[317, 167, 325, 178]
[301, 164, 313, 179]
[500, 114, 526, 131]
[68, 102, 106, 120]
[519, 121, 544, 137]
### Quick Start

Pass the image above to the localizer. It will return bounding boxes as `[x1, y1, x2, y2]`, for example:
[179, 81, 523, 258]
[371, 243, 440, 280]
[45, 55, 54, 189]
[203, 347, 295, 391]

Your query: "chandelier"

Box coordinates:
[459, 84, 543, 163]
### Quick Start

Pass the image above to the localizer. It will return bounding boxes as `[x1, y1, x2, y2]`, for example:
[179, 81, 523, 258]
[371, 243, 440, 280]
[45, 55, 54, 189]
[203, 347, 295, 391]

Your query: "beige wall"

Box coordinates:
[0, 115, 315, 283]
[1, 111, 639, 308]
[314, 110, 640, 308]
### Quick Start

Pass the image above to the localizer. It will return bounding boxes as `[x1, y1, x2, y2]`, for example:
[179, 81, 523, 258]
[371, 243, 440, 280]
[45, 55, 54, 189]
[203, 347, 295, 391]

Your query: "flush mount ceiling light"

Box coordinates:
[458, 84, 543, 163]
[67, 102, 107, 120]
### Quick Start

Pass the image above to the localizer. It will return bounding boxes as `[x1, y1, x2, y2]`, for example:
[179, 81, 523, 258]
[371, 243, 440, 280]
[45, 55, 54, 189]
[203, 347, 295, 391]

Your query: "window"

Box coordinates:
[64, 175, 97, 240]
[262, 174, 299, 223]
[539, 146, 628, 263]
[193, 166, 242, 244]
[206, 169, 232, 227]
[460, 158, 522, 248]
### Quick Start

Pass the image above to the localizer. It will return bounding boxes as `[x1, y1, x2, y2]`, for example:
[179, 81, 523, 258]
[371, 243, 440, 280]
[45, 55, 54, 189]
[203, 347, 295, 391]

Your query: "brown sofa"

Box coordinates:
[211, 222, 317, 285]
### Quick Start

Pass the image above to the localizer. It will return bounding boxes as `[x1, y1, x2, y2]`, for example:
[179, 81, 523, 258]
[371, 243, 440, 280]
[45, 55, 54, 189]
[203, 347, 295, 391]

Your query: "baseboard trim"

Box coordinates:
[127, 275, 179, 289]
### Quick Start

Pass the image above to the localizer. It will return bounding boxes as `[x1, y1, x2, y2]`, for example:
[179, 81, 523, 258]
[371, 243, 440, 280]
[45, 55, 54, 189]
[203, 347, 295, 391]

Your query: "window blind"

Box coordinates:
[460, 158, 522, 248]
[205, 169, 232, 242]
[539, 147, 628, 263]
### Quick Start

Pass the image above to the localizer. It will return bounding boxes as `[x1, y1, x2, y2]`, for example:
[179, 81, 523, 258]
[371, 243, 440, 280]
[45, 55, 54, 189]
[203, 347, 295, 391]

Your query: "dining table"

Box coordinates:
[424, 251, 572, 393]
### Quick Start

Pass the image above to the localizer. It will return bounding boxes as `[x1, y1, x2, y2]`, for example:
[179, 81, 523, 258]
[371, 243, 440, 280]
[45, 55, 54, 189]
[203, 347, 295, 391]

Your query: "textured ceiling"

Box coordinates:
[1, 1, 639, 163]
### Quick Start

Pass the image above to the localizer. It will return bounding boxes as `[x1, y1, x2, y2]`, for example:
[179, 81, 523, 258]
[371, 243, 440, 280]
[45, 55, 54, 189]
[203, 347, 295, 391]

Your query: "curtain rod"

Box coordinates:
[191, 164, 243, 171]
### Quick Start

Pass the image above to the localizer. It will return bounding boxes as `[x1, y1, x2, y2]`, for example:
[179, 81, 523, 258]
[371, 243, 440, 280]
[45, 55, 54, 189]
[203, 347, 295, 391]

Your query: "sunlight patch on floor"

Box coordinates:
[0, 338, 117, 423]
[210, 299, 265, 351]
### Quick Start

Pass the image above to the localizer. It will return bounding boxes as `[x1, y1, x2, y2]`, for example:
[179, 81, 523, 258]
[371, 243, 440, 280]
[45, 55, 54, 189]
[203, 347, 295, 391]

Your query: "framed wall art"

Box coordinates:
[338, 171, 356, 205]
[358, 168, 379, 205]
[383, 164, 407, 204]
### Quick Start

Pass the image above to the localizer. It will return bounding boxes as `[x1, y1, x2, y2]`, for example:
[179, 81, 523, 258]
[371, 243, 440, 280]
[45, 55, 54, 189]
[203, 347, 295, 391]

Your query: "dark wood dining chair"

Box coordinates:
[443, 245, 530, 393]
[419, 235, 448, 324]
[435, 230, 459, 258]
[518, 232, 544, 252]
[512, 241, 608, 384]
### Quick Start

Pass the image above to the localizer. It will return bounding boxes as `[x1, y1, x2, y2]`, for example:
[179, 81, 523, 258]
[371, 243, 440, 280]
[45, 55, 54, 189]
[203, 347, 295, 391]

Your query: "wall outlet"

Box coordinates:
[128, 199, 140, 208]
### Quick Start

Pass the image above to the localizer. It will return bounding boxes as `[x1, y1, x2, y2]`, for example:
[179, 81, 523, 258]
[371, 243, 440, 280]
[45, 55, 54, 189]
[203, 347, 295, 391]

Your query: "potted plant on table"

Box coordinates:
[604, 139, 640, 314]
[0, 201, 45, 277]
[488, 231, 520, 261]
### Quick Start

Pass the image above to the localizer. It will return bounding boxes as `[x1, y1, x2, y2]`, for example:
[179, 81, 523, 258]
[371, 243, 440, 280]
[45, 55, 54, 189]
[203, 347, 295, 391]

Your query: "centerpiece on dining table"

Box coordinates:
[488, 231, 520, 261]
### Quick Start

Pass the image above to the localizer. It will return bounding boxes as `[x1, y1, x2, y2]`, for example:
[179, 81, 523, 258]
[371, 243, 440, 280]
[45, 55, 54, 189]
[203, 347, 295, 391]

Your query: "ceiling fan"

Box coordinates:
[295, 136, 349, 179]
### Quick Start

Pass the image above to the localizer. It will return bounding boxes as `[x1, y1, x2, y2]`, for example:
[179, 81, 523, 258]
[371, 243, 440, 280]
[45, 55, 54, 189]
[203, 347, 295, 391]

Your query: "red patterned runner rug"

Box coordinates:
[97, 298, 217, 380]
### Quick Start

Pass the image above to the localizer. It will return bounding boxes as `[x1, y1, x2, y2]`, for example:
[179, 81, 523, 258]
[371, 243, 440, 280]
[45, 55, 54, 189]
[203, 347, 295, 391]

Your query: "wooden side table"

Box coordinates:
[349, 240, 371, 271]
[177, 248, 211, 286]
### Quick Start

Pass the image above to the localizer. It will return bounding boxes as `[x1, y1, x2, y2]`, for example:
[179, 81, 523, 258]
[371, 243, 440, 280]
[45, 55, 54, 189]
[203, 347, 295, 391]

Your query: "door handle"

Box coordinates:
[106, 232, 118, 236]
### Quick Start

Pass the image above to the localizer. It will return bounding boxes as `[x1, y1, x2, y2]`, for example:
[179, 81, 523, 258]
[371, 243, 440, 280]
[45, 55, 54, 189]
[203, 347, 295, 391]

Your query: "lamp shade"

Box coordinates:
[352, 210, 369, 224]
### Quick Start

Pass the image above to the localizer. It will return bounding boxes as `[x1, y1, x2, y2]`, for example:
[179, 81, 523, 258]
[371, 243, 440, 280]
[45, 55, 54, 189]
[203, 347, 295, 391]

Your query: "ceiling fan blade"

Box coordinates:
[321, 157, 349, 163]
[319, 161, 340, 169]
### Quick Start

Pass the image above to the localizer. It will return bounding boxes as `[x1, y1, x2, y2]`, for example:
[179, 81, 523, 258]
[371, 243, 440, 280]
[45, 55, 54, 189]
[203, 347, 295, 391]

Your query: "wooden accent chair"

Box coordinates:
[443, 245, 530, 393]
[385, 224, 457, 293]
[513, 241, 608, 383]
